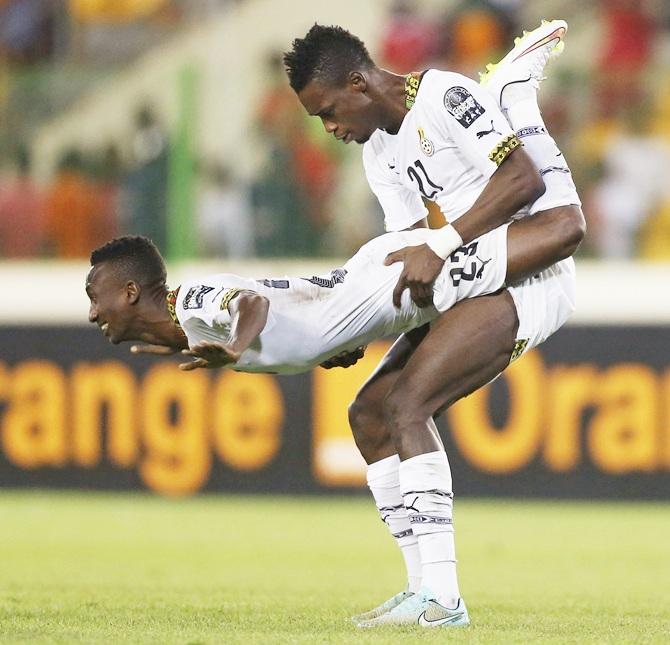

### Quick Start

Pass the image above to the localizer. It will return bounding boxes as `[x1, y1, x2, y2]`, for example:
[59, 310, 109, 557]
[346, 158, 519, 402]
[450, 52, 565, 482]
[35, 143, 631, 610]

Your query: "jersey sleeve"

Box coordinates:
[362, 137, 428, 231]
[423, 71, 520, 179]
[176, 274, 256, 330]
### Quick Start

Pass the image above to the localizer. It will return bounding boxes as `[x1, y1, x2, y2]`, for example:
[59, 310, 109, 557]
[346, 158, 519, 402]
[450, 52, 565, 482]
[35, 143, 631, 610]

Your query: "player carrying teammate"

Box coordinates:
[282, 19, 585, 627]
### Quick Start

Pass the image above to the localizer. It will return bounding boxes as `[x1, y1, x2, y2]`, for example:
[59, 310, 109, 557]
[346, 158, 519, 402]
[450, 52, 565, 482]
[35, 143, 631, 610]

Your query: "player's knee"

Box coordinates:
[382, 390, 426, 445]
[348, 396, 389, 453]
[555, 205, 587, 256]
[348, 395, 381, 431]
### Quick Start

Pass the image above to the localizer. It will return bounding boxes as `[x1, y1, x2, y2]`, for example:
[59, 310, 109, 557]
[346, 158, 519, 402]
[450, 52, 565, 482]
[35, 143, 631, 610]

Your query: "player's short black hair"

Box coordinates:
[90, 236, 166, 287]
[283, 24, 374, 93]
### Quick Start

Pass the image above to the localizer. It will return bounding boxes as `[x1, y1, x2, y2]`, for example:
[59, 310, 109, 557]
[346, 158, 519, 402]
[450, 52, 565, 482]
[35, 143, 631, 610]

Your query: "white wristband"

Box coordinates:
[426, 224, 463, 260]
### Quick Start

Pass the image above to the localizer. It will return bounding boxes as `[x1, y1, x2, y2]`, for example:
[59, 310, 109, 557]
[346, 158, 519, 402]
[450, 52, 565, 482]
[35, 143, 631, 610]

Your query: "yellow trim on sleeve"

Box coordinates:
[220, 288, 243, 312]
[489, 134, 522, 167]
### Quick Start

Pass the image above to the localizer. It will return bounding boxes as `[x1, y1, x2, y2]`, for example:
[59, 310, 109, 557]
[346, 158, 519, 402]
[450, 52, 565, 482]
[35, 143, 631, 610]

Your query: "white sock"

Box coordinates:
[367, 454, 422, 593]
[399, 450, 460, 607]
[504, 97, 581, 215]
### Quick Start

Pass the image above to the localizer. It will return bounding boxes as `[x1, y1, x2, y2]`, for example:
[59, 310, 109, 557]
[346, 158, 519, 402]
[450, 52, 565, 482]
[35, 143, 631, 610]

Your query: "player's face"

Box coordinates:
[86, 264, 136, 344]
[298, 76, 380, 145]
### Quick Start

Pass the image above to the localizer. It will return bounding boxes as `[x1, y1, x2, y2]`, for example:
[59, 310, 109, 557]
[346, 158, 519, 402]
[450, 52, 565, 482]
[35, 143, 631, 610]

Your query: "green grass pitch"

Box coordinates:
[0, 492, 669, 644]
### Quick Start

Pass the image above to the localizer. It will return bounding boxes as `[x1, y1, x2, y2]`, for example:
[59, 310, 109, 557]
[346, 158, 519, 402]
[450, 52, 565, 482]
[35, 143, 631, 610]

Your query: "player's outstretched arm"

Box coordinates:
[179, 291, 270, 371]
[386, 147, 544, 307]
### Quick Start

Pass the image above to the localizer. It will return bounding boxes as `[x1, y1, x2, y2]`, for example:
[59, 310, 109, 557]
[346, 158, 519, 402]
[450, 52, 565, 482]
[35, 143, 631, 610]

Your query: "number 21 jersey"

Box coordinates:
[362, 70, 518, 232]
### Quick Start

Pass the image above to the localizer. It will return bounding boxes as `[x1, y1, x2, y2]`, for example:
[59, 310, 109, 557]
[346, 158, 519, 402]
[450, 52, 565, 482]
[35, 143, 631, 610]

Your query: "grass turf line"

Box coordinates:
[0, 492, 669, 644]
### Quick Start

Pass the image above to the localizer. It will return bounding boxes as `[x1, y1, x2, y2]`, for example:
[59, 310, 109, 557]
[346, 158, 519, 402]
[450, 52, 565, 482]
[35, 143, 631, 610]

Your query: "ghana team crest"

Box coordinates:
[418, 127, 434, 156]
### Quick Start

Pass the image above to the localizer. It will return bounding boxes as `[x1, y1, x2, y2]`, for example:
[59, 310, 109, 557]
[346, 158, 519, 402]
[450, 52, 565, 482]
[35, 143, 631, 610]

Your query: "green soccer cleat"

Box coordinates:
[351, 589, 414, 623]
[357, 587, 470, 628]
[480, 19, 567, 109]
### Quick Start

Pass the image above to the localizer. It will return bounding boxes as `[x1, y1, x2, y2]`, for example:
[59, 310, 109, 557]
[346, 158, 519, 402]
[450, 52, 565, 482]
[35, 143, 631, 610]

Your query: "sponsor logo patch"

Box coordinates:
[443, 86, 485, 128]
[183, 285, 214, 309]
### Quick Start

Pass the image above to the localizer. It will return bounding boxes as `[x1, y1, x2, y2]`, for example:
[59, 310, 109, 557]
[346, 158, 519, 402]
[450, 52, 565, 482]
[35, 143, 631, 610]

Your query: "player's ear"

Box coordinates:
[126, 280, 141, 305]
[348, 71, 367, 93]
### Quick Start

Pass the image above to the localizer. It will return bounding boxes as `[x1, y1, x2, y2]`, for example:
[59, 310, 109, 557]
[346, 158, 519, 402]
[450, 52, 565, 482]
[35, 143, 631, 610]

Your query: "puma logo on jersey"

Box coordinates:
[476, 120, 501, 139]
[475, 256, 492, 278]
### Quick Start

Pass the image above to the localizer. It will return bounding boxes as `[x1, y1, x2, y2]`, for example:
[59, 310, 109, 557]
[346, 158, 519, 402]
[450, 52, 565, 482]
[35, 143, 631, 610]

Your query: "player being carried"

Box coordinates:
[86, 210, 575, 375]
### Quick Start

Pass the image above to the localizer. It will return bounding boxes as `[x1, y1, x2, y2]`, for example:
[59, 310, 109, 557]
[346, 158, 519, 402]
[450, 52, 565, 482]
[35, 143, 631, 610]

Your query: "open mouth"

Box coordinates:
[100, 322, 109, 336]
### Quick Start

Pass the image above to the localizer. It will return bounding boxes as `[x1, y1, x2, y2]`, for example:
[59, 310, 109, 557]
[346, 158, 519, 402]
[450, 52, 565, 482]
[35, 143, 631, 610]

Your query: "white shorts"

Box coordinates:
[369, 225, 576, 362]
[506, 257, 576, 361]
[431, 224, 509, 313]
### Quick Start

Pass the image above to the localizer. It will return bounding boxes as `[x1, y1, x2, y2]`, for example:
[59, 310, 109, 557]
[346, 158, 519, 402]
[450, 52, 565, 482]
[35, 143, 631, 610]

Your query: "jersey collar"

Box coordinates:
[404, 71, 425, 110]
[166, 287, 181, 327]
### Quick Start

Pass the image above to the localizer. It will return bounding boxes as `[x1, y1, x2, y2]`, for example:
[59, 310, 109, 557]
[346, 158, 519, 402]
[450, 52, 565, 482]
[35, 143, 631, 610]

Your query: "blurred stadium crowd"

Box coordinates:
[1, 0, 670, 260]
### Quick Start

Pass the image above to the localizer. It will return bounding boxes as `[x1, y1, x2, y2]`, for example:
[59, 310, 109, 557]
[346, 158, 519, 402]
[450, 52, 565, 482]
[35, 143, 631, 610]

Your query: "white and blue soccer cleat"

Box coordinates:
[350, 589, 414, 623]
[357, 587, 470, 628]
[480, 19, 567, 109]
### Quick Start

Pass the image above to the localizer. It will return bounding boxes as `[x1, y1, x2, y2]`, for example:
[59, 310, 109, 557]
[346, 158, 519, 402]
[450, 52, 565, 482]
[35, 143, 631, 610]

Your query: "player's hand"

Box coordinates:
[179, 342, 241, 371]
[319, 346, 367, 369]
[384, 244, 444, 308]
[130, 344, 179, 356]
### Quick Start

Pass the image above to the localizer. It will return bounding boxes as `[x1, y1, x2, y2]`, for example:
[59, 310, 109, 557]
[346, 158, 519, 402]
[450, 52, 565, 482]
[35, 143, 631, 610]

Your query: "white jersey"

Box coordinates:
[175, 226, 508, 375]
[363, 69, 518, 232]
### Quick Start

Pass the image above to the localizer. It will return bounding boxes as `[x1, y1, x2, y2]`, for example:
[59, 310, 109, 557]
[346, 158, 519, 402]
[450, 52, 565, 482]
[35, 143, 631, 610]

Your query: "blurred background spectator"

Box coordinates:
[595, 0, 655, 113]
[0, 0, 669, 261]
[197, 159, 254, 258]
[437, 0, 519, 76]
[251, 51, 340, 256]
[44, 147, 98, 258]
[123, 103, 169, 251]
[91, 142, 123, 244]
[0, 145, 44, 257]
[378, 0, 439, 73]
[0, 0, 56, 64]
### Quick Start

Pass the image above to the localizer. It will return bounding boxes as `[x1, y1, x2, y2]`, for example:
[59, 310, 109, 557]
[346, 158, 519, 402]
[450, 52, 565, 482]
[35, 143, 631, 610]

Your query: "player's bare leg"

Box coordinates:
[348, 324, 443, 616]
[386, 291, 517, 453]
[349, 324, 441, 464]
[389, 293, 515, 606]
[352, 198, 584, 623]
[359, 21, 584, 626]
[506, 204, 584, 282]
[356, 291, 516, 628]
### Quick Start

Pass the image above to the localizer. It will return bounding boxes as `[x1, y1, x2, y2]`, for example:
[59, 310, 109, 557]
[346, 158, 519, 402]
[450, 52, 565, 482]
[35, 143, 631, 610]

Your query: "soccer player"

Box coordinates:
[282, 20, 585, 626]
[86, 210, 576, 373]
